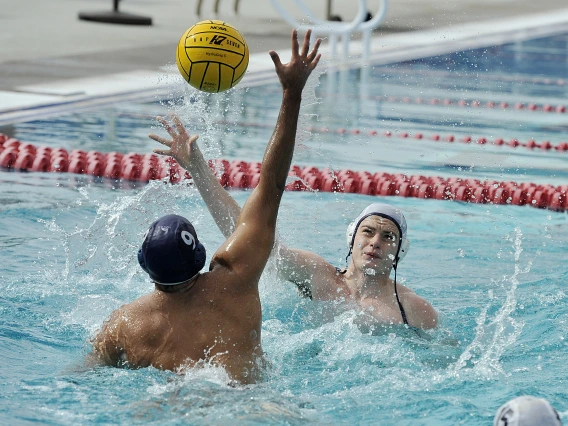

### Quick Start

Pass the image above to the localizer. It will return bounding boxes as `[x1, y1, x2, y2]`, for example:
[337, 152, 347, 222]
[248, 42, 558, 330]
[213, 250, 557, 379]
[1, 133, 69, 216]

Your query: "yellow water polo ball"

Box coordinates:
[176, 20, 249, 93]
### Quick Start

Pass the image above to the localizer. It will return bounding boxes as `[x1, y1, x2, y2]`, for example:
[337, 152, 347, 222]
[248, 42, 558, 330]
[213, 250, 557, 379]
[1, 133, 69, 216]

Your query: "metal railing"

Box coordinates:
[269, 0, 388, 60]
[192, 0, 388, 60]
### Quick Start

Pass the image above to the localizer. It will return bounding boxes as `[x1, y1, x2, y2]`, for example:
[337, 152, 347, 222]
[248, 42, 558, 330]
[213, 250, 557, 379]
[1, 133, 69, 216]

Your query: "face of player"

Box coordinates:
[352, 216, 400, 275]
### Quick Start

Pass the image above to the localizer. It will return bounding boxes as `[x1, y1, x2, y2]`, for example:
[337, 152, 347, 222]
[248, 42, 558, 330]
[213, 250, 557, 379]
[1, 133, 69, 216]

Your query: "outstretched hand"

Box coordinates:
[269, 29, 321, 95]
[148, 114, 201, 171]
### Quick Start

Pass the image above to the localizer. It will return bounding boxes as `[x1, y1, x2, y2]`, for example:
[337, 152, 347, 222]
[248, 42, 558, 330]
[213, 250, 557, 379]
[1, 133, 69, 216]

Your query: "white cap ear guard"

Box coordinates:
[346, 203, 410, 263]
[398, 236, 410, 261]
[346, 220, 357, 248]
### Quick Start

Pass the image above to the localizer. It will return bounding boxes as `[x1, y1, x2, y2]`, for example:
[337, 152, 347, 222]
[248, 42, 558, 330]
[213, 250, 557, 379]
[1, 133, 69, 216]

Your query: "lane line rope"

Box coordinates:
[1, 134, 565, 211]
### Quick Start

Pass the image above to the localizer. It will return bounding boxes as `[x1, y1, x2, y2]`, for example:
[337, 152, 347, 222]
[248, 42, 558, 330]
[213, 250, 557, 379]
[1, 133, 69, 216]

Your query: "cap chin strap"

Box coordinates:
[392, 262, 408, 326]
[343, 217, 409, 326]
[154, 271, 201, 287]
[339, 248, 351, 274]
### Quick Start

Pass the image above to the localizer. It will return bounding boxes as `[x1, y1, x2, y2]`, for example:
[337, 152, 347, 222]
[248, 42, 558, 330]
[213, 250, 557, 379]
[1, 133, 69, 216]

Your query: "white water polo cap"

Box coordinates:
[493, 396, 562, 426]
[346, 203, 410, 262]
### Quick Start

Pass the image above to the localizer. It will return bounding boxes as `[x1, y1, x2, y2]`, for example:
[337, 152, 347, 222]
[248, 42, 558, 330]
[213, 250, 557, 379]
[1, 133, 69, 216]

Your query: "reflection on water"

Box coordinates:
[1, 162, 566, 425]
[6, 120, 568, 422]
[1, 33, 568, 425]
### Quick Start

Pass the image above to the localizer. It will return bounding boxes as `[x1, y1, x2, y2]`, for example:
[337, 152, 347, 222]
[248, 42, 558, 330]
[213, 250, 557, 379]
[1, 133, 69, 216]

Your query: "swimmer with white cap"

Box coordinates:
[285, 202, 437, 329]
[494, 396, 562, 426]
[89, 30, 321, 383]
[175, 155, 437, 330]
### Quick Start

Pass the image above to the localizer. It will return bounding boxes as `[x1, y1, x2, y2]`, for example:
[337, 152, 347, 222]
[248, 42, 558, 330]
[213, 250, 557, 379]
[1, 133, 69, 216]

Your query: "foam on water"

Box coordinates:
[1, 162, 566, 425]
[447, 227, 525, 380]
[2, 35, 568, 424]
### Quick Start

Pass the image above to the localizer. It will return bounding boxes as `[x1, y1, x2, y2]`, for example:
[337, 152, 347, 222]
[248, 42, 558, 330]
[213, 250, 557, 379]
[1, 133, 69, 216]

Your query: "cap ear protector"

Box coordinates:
[138, 228, 150, 273]
[138, 248, 148, 273]
[346, 216, 410, 263]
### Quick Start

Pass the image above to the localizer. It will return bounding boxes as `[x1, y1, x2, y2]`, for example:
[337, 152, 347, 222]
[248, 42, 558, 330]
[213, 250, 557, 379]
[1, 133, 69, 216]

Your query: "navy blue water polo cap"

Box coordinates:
[137, 214, 206, 285]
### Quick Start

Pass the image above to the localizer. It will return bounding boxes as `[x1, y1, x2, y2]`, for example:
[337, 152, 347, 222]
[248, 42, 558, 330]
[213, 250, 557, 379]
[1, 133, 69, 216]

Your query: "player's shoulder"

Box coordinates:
[393, 281, 417, 297]
[206, 257, 257, 295]
[312, 266, 350, 300]
[397, 286, 438, 329]
[118, 294, 162, 321]
[396, 284, 429, 308]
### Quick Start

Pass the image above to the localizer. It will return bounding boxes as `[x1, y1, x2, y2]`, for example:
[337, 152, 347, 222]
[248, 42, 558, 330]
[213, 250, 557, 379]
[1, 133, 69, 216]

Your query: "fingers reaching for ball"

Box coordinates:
[148, 132, 170, 148]
[148, 114, 200, 171]
[270, 29, 322, 95]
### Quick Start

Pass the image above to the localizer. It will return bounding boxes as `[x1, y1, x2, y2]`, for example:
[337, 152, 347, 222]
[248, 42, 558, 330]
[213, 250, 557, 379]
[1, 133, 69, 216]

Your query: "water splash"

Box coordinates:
[38, 180, 206, 291]
[447, 227, 526, 380]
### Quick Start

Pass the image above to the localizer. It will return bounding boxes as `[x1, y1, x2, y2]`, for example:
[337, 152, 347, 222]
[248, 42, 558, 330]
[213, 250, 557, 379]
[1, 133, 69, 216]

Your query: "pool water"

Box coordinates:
[1, 33, 567, 425]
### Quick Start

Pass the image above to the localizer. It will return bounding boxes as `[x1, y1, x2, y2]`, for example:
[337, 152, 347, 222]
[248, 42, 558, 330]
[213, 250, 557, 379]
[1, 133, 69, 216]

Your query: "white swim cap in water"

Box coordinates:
[346, 203, 410, 263]
[344, 203, 411, 324]
[493, 396, 562, 426]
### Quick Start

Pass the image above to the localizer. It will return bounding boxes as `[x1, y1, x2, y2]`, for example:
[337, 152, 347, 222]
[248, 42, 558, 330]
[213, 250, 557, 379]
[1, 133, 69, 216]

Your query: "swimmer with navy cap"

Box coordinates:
[137, 214, 206, 286]
[175, 166, 437, 330]
[90, 29, 322, 383]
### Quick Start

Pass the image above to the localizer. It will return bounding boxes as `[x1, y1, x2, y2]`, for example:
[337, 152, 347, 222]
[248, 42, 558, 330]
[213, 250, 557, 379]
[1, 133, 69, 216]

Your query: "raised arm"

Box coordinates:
[150, 124, 239, 238]
[151, 30, 321, 290]
[274, 245, 337, 298]
[211, 30, 321, 286]
[150, 117, 334, 292]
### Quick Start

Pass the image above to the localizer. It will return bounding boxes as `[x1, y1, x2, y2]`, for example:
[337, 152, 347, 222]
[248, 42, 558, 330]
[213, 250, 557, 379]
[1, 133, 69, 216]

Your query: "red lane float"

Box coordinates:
[376, 95, 567, 114]
[214, 120, 568, 153]
[305, 126, 568, 152]
[0, 135, 565, 212]
[374, 68, 567, 89]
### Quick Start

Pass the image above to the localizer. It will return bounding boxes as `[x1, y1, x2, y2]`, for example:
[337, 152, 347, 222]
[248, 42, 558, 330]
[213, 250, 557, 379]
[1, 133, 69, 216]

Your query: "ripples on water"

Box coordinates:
[1, 170, 565, 424]
[2, 36, 568, 425]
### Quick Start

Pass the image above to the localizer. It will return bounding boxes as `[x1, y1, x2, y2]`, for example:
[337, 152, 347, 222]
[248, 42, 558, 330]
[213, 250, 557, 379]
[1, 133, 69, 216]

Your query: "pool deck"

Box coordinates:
[1, 0, 568, 127]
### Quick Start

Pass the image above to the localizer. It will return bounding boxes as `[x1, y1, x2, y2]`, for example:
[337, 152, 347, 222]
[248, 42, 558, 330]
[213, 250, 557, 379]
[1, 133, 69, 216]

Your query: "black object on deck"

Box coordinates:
[79, 0, 152, 26]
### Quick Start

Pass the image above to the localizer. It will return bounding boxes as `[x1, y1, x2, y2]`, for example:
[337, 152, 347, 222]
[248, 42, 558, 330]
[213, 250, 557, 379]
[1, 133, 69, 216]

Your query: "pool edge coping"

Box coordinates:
[1, 8, 568, 126]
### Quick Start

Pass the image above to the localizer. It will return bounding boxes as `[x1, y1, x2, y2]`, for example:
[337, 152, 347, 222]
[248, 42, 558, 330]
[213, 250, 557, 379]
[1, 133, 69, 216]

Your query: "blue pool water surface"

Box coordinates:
[1, 33, 567, 425]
